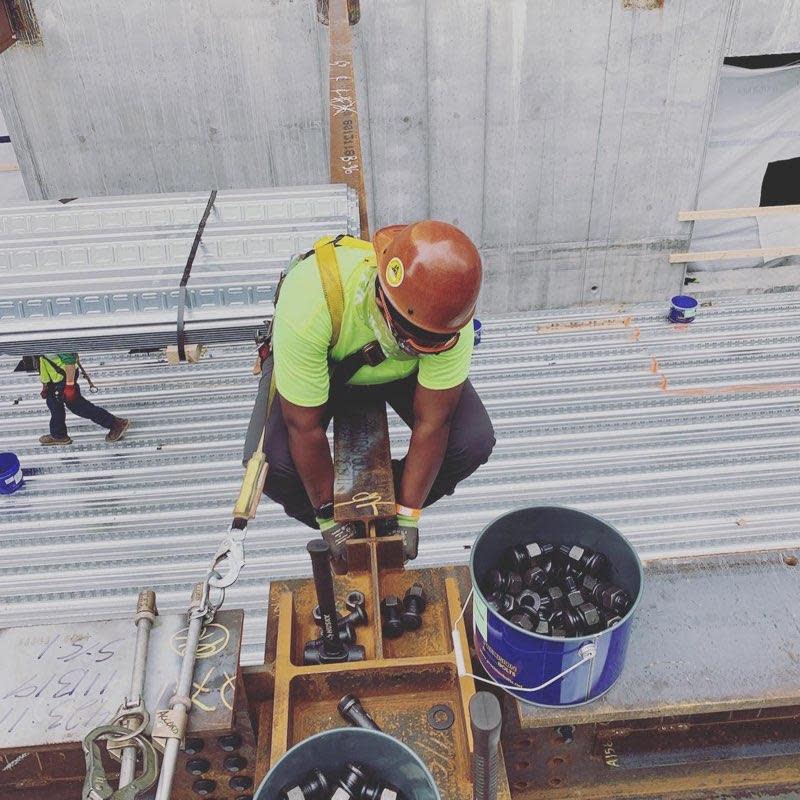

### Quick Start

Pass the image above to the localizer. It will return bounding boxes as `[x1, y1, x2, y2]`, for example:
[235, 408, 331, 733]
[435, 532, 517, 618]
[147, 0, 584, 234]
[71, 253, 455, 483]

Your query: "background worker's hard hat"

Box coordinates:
[373, 220, 483, 335]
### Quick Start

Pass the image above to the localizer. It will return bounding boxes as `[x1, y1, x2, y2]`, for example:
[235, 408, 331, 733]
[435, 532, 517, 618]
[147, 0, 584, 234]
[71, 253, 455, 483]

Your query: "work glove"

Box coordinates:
[40, 384, 48, 399]
[384, 509, 420, 562]
[317, 516, 359, 569]
[63, 383, 78, 403]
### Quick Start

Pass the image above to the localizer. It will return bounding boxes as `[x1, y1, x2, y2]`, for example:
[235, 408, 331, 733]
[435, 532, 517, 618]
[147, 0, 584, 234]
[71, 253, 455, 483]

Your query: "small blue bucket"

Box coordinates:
[470, 505, 643, 707]
[0, 452, 23, 495]
[256, 728, 441, 800]
[473, 318, 482, 346]
[669, 295, 698, 323]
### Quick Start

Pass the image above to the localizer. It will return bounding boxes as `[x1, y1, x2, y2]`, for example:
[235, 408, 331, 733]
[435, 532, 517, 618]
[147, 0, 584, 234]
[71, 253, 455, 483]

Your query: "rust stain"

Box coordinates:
[736, 518, 749, 528]
[629, 327, 641, 342]
[622, 0, 664, 8]
[659, 374, 669, 390]
[663, 381, 800, 397]
[536, 317, 634, 334]
[649, 358, 659, 373]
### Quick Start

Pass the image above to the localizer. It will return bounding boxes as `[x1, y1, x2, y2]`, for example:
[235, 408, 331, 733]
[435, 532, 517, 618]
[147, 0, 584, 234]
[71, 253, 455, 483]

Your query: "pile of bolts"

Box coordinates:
[279, 762, 405, 800]
[481, 542, 632, 637]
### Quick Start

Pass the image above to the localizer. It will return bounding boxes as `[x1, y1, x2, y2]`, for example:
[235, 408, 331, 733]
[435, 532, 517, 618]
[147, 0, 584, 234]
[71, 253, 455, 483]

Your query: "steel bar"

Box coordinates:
[118, 589, 157, 788]
[153, 583, 206, 800]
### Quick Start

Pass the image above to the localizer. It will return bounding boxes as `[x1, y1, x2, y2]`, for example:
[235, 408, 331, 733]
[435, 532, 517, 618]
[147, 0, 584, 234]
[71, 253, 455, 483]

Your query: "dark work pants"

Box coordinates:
[263, 375, 496, 528]
[45, 382, 116, 437]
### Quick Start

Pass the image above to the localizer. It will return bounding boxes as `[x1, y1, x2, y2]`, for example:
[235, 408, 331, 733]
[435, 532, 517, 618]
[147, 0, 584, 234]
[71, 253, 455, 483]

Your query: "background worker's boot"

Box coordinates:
[105, 417, 131, 443]
[39, 434, 72, 446]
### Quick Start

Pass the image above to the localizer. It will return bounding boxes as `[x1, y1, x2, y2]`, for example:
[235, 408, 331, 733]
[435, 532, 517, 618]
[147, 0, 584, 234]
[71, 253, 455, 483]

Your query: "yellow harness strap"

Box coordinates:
[314, 237, 347, 349]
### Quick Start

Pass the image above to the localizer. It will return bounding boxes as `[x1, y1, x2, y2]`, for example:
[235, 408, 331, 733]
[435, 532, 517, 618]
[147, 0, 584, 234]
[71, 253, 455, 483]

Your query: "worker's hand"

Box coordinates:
[317, 517, 358, 563]
[385, 510, 420, 562]
[63, 383, 78, 403]
[40, 384, 48, 399]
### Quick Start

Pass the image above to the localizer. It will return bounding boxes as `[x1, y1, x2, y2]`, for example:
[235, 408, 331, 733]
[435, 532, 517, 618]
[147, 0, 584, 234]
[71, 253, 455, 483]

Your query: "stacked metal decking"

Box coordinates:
[0, 185, 359, 355]
[2, 292, 800, 664]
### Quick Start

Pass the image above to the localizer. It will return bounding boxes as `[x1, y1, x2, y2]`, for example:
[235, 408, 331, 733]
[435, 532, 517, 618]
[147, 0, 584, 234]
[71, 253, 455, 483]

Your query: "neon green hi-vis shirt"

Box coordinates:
[38, 353, 78, 384]
[272, 241, 474, 407]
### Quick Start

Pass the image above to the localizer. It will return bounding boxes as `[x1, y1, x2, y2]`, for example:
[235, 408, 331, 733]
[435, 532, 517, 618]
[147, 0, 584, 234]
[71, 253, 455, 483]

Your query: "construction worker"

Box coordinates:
[38, 353, 130, 445]
[262, 220, 495, 561]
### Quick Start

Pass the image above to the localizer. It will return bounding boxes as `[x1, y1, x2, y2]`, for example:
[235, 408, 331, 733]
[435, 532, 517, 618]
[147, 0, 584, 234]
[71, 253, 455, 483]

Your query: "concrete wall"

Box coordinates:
[0, 0, 794, 310]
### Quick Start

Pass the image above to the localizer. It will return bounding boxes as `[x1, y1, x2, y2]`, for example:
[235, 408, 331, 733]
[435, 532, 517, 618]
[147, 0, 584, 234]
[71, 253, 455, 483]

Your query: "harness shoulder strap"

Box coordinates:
[314, 237, 346, 349]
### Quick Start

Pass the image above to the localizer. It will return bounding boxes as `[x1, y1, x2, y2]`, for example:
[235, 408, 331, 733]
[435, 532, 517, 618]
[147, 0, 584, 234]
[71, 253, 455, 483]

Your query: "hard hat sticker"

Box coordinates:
[386, 257, 405, 288]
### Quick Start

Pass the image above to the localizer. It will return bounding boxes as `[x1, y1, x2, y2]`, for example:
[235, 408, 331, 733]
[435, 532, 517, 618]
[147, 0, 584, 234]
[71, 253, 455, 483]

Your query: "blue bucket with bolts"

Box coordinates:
[669, 294, 698, 323]
[0, 452, 23, 495]
[256, 728, 441, 800]
[465, 505, 643, 707]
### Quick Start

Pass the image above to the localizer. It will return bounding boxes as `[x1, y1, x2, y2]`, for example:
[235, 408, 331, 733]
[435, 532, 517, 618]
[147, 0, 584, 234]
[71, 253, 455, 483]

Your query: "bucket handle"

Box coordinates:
[451, 588, 597, 694]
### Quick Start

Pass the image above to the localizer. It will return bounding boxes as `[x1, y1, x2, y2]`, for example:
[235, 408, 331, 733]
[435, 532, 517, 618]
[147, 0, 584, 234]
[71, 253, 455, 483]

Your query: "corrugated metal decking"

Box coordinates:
[2, 292, 800, 665]
[0, 185, 359, 355]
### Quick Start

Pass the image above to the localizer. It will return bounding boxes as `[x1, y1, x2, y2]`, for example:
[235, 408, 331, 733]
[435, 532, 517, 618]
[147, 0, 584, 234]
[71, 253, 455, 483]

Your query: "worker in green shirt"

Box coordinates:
[38, 353, 130, 445]
[262, 220, 494, 562]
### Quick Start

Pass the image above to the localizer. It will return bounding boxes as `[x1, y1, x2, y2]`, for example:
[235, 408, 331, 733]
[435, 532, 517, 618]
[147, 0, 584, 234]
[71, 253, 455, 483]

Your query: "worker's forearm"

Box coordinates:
[285, 425, 334, 509]
[399, 421, 451, 508]
[64, 365, 77, 384]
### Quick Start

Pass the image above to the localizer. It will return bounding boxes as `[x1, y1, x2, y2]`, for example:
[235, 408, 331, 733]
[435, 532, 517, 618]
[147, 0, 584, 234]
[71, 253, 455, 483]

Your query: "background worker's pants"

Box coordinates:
[262, 375, 496, 529]
[45, 382, 116, 437]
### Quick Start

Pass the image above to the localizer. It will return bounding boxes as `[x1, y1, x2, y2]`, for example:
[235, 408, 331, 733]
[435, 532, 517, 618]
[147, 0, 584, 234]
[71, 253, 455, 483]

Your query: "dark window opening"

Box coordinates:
[725, 53, 800, 70]
[761, 157, 800, 207]
[3, 0, 41, 46]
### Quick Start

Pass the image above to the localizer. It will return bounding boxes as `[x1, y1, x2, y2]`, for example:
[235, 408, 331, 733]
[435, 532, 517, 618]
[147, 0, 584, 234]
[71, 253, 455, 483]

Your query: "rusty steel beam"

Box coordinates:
[328, 0, 368, 237]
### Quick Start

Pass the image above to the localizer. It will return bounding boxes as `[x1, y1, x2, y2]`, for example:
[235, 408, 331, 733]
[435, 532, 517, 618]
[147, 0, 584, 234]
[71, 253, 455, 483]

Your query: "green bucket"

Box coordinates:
[256, 728, 441, 799]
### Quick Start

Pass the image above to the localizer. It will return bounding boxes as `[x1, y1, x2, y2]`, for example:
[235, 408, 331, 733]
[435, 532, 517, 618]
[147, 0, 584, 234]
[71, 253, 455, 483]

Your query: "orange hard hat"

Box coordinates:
[373, 220, 482, 337]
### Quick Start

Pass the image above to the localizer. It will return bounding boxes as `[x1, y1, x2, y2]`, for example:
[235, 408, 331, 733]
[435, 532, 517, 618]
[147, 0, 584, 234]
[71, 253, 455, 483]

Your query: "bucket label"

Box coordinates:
[473, 591, 488, 640]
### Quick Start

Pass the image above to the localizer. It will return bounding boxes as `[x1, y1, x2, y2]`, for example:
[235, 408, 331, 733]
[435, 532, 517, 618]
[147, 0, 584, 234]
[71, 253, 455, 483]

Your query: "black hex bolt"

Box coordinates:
[338, 693, 382, 731]
[229, 775, 253, 791]
[509, 608, 537, 632]
[279, 768, 328, 800]
[484, 569, 523, 597]
[486, 592, 517, 617]
[558, 544, 610, 579]
[186, 758, 210, 776]
[306, 621, 356, 649]
[503, 541, 554, 573]
[522, 566, 549, 591]
[334, 763, 370, 799]
[313, 602, 368, 629]
[401, 583, 427, 630]
[184, 738, 204, 755]
[217, 733, 241, 752]
[517, 589, 552, 618]
[361, 781, 407, 800]
[562, 576, 585, 608]
[223, 755, 248, 773]
[346, 590, 366, 610]
[380, 596, 404, 638]
[193, 779, 216, 796]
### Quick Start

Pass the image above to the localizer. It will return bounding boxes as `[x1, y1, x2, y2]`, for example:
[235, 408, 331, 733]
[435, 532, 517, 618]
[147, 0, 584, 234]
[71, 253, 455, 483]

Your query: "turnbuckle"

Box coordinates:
[82, 725, 158, 800]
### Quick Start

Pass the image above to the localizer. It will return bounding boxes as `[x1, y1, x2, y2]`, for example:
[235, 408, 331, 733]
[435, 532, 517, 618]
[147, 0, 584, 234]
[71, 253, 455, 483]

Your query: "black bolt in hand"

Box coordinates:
[469, 692, 502, 800]
[338, 694, 382, 731]
[308, 540, 345, 657]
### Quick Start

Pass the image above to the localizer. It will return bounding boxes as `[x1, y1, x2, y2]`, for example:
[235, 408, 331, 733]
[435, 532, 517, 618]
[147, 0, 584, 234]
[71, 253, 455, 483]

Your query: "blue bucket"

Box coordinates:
[469, 505, 643, 707]
[0, 452, 23, 495]
[669, 294, 698, 323]
[473, 318, 482, 346]
[256, 728, 441, 800]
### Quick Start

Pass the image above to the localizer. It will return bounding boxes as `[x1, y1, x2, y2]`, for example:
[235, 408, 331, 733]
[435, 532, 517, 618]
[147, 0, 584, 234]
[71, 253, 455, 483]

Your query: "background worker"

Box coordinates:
[263, 220, 495, 562]
[38, 352, 130, 445]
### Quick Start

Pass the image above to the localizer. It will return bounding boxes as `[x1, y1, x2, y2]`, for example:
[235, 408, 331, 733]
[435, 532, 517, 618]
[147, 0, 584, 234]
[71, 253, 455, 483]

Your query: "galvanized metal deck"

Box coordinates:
[2, 292, 800, 665]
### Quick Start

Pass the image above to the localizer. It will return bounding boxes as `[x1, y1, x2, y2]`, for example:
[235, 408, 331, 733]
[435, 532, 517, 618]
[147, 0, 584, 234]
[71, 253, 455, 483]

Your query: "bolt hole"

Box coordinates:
[590, 284, 599, 292]
[550, 777, 563, 787]
[515, 761, 531, 770]
[783, 554, 798, 566]
[516, 737, 533, 748]
[550, 756, 565, 767]
[513, 781, 529, 790]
